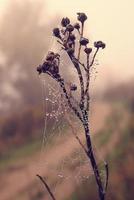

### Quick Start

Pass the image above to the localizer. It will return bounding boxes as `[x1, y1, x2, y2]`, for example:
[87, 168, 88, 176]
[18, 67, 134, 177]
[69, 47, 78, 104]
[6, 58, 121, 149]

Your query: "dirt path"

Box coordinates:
[0, 102, 110, 200]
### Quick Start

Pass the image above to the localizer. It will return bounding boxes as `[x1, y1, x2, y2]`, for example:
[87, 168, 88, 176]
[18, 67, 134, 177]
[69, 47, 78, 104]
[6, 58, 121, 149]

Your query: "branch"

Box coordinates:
[104, 162, 109, 192]
[36, 174, 56, 200]
[57, 76, 83, 122]
[77, 22, 84, 60]
[57, 39, 85, 108]
[90, 48, 99, 67]
[69, 56, 85, 109]
[85, 54, 90, 111]
[65, 111, 88, 155]
[74, 58, 87, 71]
[84, 49, 99, 111]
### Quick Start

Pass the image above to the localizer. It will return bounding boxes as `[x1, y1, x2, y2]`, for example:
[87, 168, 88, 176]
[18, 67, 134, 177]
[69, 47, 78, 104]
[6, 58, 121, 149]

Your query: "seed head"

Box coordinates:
[46, 51, 55, 61]
[69, 34, 76, 41]
[61, 17, 70, 27]
[53, 28, 61, 38]
[77, 12, 87, 23]
[68, 41, 74, 48]
[66, 24, 74, 32]
[74, 23, 80, 30]
[84, 47, 92, 54]
[94, 41, 106, 49]
[37, 65, 42, 74]
[80, 37, 89, 46]
[42, 61, 51, 72]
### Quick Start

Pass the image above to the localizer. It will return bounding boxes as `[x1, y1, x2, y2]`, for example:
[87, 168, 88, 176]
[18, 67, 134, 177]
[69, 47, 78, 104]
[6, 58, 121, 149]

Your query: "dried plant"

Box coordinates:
[36, 12, 108, 200]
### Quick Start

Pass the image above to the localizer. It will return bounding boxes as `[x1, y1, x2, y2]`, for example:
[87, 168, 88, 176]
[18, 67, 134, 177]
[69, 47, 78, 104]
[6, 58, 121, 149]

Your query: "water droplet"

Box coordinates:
[58, 173, 64, 178]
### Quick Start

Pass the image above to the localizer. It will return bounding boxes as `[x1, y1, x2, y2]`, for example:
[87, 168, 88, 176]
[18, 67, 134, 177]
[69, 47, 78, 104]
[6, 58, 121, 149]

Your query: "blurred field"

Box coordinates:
[0, 101, 109, 200]
[0, 98, 133, 200]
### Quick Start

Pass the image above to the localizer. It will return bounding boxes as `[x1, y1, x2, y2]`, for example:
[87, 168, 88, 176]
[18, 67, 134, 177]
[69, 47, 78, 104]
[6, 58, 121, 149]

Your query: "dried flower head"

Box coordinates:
[37, 51, 60, 78]
[37, 65, 42, 74]
[80, 37, 89, 46]
[94, 41, 106, 49]
[66, 24, 74, 32]
[46, 51, 55, 61]
[68, 41, 74, 48]
[74, 22, 80, 30]
[77, 12, 87, 23]
[61, 17, 70, 27]
[53, 28, 61, 38]
[84, 47, 92, 54]
[69, 34, 76, 41]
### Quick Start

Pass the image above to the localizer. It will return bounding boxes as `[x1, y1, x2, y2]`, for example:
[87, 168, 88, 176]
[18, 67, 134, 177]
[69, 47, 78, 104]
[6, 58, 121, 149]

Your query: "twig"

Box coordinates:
[85, 53, 90, 111]
[104, 162, 109, 192]
[36, 174, 56, 200]
[90, 48, 99, 67]
[65, 111, 88, 155]
[69, 55, 85, 108]
[73, 57, 87, 71]
[57, 77, 83, 122]
[77, 22, 84, 60]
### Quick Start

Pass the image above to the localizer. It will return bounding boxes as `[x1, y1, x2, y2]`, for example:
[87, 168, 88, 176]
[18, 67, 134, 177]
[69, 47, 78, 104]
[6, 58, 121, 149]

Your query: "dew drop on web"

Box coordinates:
[36, 30, 106, 196]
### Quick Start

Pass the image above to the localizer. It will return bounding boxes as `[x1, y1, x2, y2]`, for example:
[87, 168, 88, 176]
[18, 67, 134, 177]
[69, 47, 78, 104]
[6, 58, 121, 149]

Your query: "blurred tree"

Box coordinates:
[0, 0, 57, 113]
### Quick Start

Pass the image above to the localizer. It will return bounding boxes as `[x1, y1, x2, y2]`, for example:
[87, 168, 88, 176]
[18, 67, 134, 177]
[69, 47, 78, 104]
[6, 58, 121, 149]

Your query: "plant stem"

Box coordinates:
[77, 22, 84, 60]
[36, 174, 56, 200]
[83, 121, 105, 200]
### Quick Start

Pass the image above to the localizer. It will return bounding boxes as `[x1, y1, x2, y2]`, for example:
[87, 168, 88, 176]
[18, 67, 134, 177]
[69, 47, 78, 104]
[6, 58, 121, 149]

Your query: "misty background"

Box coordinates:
[0, 1, 134, 200]
[0, 0, 134, 115]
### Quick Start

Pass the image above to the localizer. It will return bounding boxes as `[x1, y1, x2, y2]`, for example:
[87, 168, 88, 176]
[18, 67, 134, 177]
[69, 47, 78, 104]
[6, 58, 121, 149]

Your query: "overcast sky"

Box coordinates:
[0, 0, 134, 85]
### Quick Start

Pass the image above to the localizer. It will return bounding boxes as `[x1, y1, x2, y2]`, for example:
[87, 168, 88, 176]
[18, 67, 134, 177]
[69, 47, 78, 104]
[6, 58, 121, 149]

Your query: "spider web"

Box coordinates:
[37, 33, 107, 197]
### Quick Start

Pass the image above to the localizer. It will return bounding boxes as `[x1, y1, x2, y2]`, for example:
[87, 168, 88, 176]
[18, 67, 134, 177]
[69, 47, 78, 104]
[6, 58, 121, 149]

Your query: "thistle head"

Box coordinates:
[77, 12, 87, 23]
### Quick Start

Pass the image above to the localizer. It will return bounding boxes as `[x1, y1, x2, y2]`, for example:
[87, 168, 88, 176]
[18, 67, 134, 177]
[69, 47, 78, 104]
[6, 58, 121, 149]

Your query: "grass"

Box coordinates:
[0, 122, 70, 172]
[0, 138, 42, 171]
[108, 121, 133, 163]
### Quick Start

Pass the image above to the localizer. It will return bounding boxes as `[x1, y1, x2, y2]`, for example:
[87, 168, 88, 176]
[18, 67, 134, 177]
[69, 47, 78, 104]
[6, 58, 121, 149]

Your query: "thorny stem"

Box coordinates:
[36, 174, 56, 200]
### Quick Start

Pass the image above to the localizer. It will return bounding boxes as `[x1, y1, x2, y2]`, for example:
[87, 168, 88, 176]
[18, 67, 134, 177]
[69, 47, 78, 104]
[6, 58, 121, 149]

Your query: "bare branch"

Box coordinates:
[104, 162, 109, 192]
[65, 112, 88, 155]
[57, 77, 83, 122]
[36, 174, 56, 200]
[77, 22, 84, 60]
[90, 48, 99, 67]
[69, 56, 85, 108]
